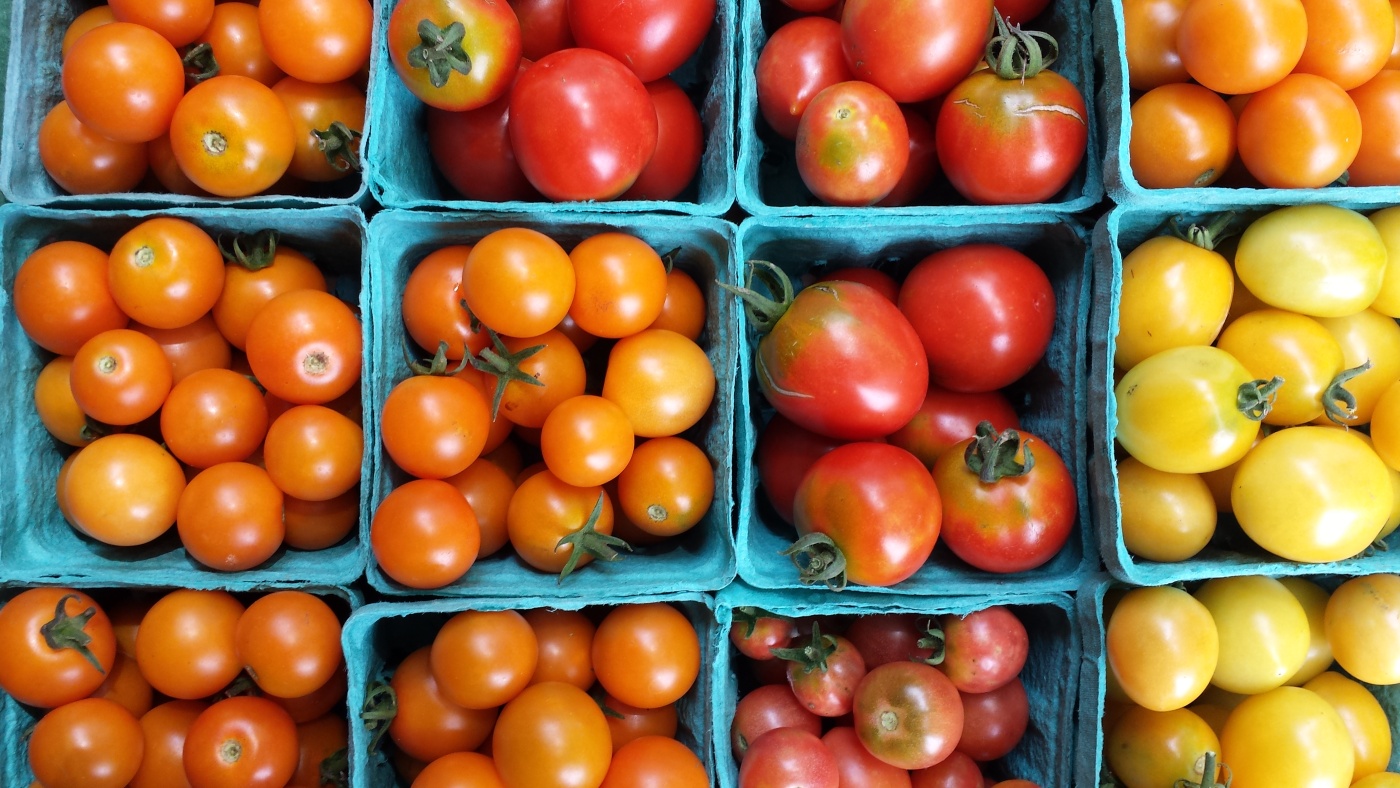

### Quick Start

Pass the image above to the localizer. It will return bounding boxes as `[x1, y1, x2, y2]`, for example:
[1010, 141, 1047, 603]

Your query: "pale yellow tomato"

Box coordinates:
[1214, 309, 1350, 425]
[1107, 586, 1219, 712]
[1303, 671, 1392, 780]
[1115, 234, 1234, 370]
[1236, 205, 1388, 318]
[1220, 687, 1354, 788]
[1193, 575, 1309, 695]
[1326, 574, 1400, 684]
[1314, 309, 1400, 425]
[1278, 577, 1335, 687]
[1116, 457, 1215, 562]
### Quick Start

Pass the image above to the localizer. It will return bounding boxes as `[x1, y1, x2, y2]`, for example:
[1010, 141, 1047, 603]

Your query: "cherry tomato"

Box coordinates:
[594, 603, 700, 709]
[492, 682, 612, 788]
[235, 591, 340, 699]
[1303, 671, 1392, 780]
[601, 735, 708, 788]
[511, 0, 574, 60]
[539, 395, 635, 487]
[183, 696, 299, 788]
[33, 357, 89, 447]
[14, 241, 128, 356]
[1107, 586, 1218, 711]
[427, 62, 539, 203]
[259, 0, 373, 84]
[910, 752, 984, 788]
[372, 479, 481, 589]
[1117, 457, 1216, 562]
[853, 661, 963, 770]
[109, 0, 212, 46]
[1349, 70, 1400, 186]
[616, 436, 713, 537]
[161, 368, 269, 468]
[63, 23, 184, 143]
[648, 268, 707, 340]
[569, 232, 668, 338]
[212, 241, 327, 352]
[1294, 0, 1394, 89]
[430, 610, 538, 710]
[66, 434, 185, 546]
[1220, 687, 1354, 788]
[70, 328, 172, 426]
[756, 17, 853, 140]
[1130, 84, 1236, 188]
[1177, 0, 1307, 94]
[478, 330, 586, 428]
[61, 7, 116, 60]
[1315, 308, 1400, 424]
[245, 289, 362, 405]
[149, 133, 212, 196]
[843, 614, 936, 670]
[1123, 0, 1190, 90]
[193, 2, 285, 86]
[135, 589, 244, 700]
[602, 692, 678, 753]
[739, 728, 839, 788]
[29, 697, 143, 788]
[263, 404, 363, 501]
[414, 752, 506, 788]
[131, 701, 206, 788]
[387, 0, 522, 111]
[603, 328, 715, 437]
[444, 458, 515, 557]
[1114, 232, 1233, 370]
[402, 245, 489, 359]
[956, 677, 1028, 761]
[1326, 574, 1400, 684]
[569, 0, 715, 83]
[272, 77, 366, 182]
[291, 714, 347, 788]
[522, 608, 595, 690]
[134, 314, 232, 385]
[388, 647, 498, 762]
[732, 684, 822, 761]
[39, 100, 148, 194]
[779, 628, 866, 717]
[177, 461, 285, 571]
[383, 373, 492, 479]
[461, 227, 574, 339]
[878, 108, 941, 207]
[620, 78, 705, 201]
[269, 663, 346, 723]
[108, 217, 224, 331]
[888, 386, 1020, 470]
[1106, 706, 1222, 788]
[0, 588, 114, 708]
[997, 0, 1050, 24]
[840, 0, 993, 102]
[1237, 73, 1362, 188]
[796, 81, 909, 206]
[283, 488, 358, 551]
[1193, 576, 1309, 694]
[170, 75, 295, 197]
[938, 606, 1029, 693]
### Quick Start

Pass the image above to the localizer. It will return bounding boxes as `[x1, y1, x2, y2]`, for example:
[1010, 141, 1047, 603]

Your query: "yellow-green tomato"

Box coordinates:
[1278, 577, 1335, 687]
[1115, 235, 1234, 370]
[1106, 706, 1223, 788]
[1235, 205, 1388, 318]
[1115, 346, 1269, 474]
[1107, 586, 1219, 712]
[1354, 773, 1400, 788]
[1368, 206, 1400, 317]
[1214, 309, 1349, 426]
[1232, 426, 1392, 562]
[1326, 574, 1400, 685]
[1314, 309, 1400, 425]
[1116, 457, 1215, 562]
[1303, 671, 1393, 781]
[1220, 686, 1354, 788]
[1193, 575, 1310, 695]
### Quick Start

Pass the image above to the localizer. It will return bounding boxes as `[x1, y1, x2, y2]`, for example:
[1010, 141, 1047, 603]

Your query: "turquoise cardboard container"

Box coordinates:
[1091, 204, 1400, 586]
[0, 204, 370, 588]
[363, 210, 738, 597]
[713, 581, 1081, 787]
[736, 0, 1102, 217]
[366, 0, 736, 216]
[1093, 0, 1400, 208]
[734, 214, 1093, 595]
[0, 582, 361, 787]
[343, 592, 719, 788]
[0, 0, 377, 207]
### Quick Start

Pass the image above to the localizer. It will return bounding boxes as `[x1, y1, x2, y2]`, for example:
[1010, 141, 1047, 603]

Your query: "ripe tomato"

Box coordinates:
[616, 436, 713, 537]
[937, 606, 1029, 693]
[601, 736, 709, 788]
[135, 589, 244, 699]
[1326, 574, 1400, 684]
[1177, 0, 1307, 94]
[732, 684, 821, 760]
[602, 329, 715, 437]
[149, 133, 212, 196]
[402, 245, 489, 359]
[796, 81, 908, 206]
[476, 329, 586, 427]
[910, 752, 984, 788]
[414, 752, 506, 787]
[957, 677, 1028, 761]
[756, 17, 852, 140]
[245, 289, 362, 405]
[997, 0, 1050, 23]
[234, 592, 340, 699]
[212, 240, 327, 351]
[1130, 84, 1236, 188]
[444, 458, 515, 557]
[648, 268, 706, 340]
[383, 373, 491, 479]
[1105, 706, 1222, 788]
[1315, 309, 1400, 424]
[731, 608, 797, 661]
[272, 78, 366, 182]
[194, 2, 285, 86]
[387, 0, 521, 111]
[14, 241, 128, 356]
[878, 107, 940, 207]
[131, 701, 206, 788]
[263, 404, 363, 501]
[69, 328, 171, 426]
[29, 697, 144, 788]
[540, 395, 635, 487]
[1117, 457, 1216, 562]
[569, 232, 668, 338]
[740, 729, 840, 788]
[756, 415, 845, 525]
[111, 0, 213, 47]
[1237, 73, 1362, 189]
[63, 23, 184, 143]
[462, 227, 574, 338]
[428, 62, 539, 202]
[1114, 232, 1233, 370]
[570, 0, 715, 83]
[1278, 577, 1333, 686]
[0, 588, 114, 708]
[388, 647, 499, 762]
[511, 0, 574, 60]
[1107, 586, 1218, 711]
[523, 608, 595, 690]
[177, 462, 285, 571]
[1220, 687, 1354, 788]
[814, 267, 898, 300]
[372, 479, 481, 588]
[39, 100, 148, 194]
[291, 714, 347, 788]
[430, 610, 538, 710]
[1349, 70, 1400, 186]
[283, 488, 358, 550]
[840, 0, 992, 102]
[492, 682, 612, 788]
[853, 661, 963, 770]
[1123, 0, 1190, 90]
[620, 78, 705, 201]
[161, 368, 268, 468]
[66, 434, 185, 546]
[1216, 310, 1353, 426]
[268, 663, 345, 723]
[170, 75, 295, 197]
[888, 386, 1020, 470]
[1303, 671, 1392, 780]
[184, 696, 299, 788]
[259, 0, 373, 84]
[61, 7, 116, 60]
[90, 651, 153, 718]
[510, 48, 660, 201]
[108, 218, 224, 331]
[34, 357, 89, 447]
[1294, 0, 1394, 89]
[134, 314, 232, 385]
[603, 693, 678, 753]
[594, 603, 700, 709]
[843, 614, 935, 670]
[779, 629, 866, 717]
[1193, 576, 1309, 694]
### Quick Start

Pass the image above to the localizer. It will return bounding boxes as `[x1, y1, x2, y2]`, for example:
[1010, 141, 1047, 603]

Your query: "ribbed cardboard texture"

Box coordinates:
[1091, 204, 1400, 585]
[713, 581, 1081, 787]
[363, 210, 738, 597]
[366, 0, 736, 216]
[733, 214, 1093, 595]
[0, 0, 376, 207]
[342, 592, 719, 788]
[0, 204, 370, 588]
[736, 0, 1103, 217]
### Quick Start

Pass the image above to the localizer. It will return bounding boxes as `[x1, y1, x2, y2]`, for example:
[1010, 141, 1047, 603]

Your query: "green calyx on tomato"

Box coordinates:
[39, 593, 107, 674]
[405, 340, 472, 377]
[553, 492, 632, 583]
[915, 622, 946, 666]
[770, 621, 836, 672]
[312, 121, 363, 173]
[407, 20, 474, 89]
[1324, 360, 1373, 425]
[359, 680, 398, 755]
[1237, 377, 1285, 421]
[182, 42, 220, 84]
[468, 328, 547, 420]
[964, 421, 1036, 484]
[733, 606, 786, 639]
[218, 228, 281, 271]
[779, 531, 850, 591]
[1167, 212, 1237, 253]
[320, 747, 350, 788]
[719, 260, 795, 333]
[984, 13, 1059, 81]
[1176, 751, 1231, 788]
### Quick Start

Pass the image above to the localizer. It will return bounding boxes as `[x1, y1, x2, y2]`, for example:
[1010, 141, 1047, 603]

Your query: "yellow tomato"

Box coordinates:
[1186, 703, 1231, 739]
[1303, 671, 1392, 780]
[1326, 574, 1400, 684]
[1278, 577, 1334, 687]
[1368, 206, 1400, 317]
[1106, 706, 1223, 788]
[1116, 457, 1215, 562]
[1193, 576, 1309, 694]
[1107, 586, 1219, 712]
[1236, 205, 1388, 318]
[1220, 687, 1354, 788]
[1314, 309, 1400, 425]
[1369, 381, 1400, 472]
[1115, 234, 1234, 370]
[1199, 430, 1266, 513]
[1355, 773, 1400, 788]
[1232, 426, 1391, 562]
[1215, 309, 1353, 425]
[1224, 268, 1271, 327]
[1324, 428, 1400, 540]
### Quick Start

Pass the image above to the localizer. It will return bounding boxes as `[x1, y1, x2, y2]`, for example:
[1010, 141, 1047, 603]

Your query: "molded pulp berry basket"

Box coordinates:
[342, 591, 719, 788]
[733, 214, 1094, 596]
[0, 204, 371, 588]
[362, 210, 739, 598]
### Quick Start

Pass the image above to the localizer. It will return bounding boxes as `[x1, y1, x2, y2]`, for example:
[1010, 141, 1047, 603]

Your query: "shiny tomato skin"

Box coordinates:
[135, 590, 245, 701]
[794, 442, 942, 587]
[29, 697, 144, 788]
[13, 241, 128, 356]
[853, 661, 964, 770]
[1177, 0, 1307, 94]
[840, 0, 993, 103]
[235, 591, 341, 700]
[401, 245, 489, 360]
[1237, 73, 1362, 188]
[195, 2, 284, 86]
[602, 692, 679, 752]
[382, 374, 491, 479]
[620, 78, 705, 201]
[461, 228, 575, 341]
[956, 677, 1029, 761]
[511, 0, 574, 59]
[271, 77, 366, 183]
[600, 735, 708, 788]
[910, 752, 984, 788]
[372, 479, 481, 589]
[814, 267, 898, 300]
[1129, 83, 1237, 188]
[1124, 0, 1191, 90]
[938, 606, 1029, 693]
[388, 0, 521, 111]
[259, 0, 373, 85]
[34, 357, 90, 447]
[845, 614, 936, 669]
[183, 696, 299, 788]
[739, 728, 840, 788]
[1348, 70, 1400, 186]
[878, 107, 941, 207]
[176, 462, 285, 572]
[491, 681, 613, 788]
[66, 434, 186, 547]
[61, 7, 116, 60]
[134, 314, 232, 385]
[0, 588, 115, 708]
[509, 48, 659, 201]
[131, 700, 205, 788]
[388, 648, 498, 762]
[39, 101, 148, 195]
[428, 62, 539, 202]
[796, 81, 909, 206]
[170, 75, 296, 198]
[756, 17, 854, 140]
[70, 328, 173, 426]
[107, 217, 224, 331]
[161, 368, 270, 468]
[786, 633, 867, 716]
[823, 726, 913, 788]
[110, 0, 213, 47]
[212, 245, 326, 351]
[731, 684, 822, 761]
[568, 0, 716, 83]
[593, 603, 701, 710]
[62, 23, 184, 143]
[245, 289, 362, 406]
[997, 0, 1050, 23]
[262, 404, 364, 502]
[1293, 0, 1395, 89]
[887, 386, 1021, 469]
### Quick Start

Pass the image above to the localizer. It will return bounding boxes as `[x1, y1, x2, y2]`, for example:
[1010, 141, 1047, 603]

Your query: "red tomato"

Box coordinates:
[899, 245, 1055, 393]
[840, 0, 993, 102]
[730, 608, 797, 660]
[938, 606, 1030, 693]
[756, 17, 854, 140]
[63, 23, 184, 143]
[620, 78, 705, 201]
[569, 0, 715, 83]
[996, 0, 1051, 24]
[739, 728, 839, 788]
[823, 726, 913, 788]
[956, 677, 1029, 761]
[844, 614, 937, 669]
[1351, 70, 1400, 185]
[509, 48, 659, 201]
[13, 241, 128, 356]
[183, 696, 299, 788]
[1237, 72, 1362, 188]
[1177, 0, 1307, 94]
[732, 684, 823, 761]
[371, 479, 481, 589]
[39, 101, 148, 194]
[427, 62, 539, 202]
[387, 0, 521, 111]
[878, 108, 941, 207]
[887, 386, 1021, 469]
[0, 588, 115, 708]
[796, 81, 909, 206]
[813, 267, 898, 300]
[510, 0, 575, 60]
[910, 752, 984, 788]
[781, 630, 868, 716]
[853, 661, 964, 770]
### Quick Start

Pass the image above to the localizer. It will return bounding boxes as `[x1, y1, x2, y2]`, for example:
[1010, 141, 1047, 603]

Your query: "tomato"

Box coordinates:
[1232, 427, 1391, 562]
[136, 589, 244, 699]
[281, 488, 357, 551]
[131, 701, 205, 788]
[603, 329, 715, 437]
[1105, 706, 1221, 788]
[13, 241, 127, 356]
[519, 609, 593, 690]
[1177, 0, 1307, 94]
[1217, 309, 1358, 427]
[1294, 0, 1394, 89]
[900, 245, 1055, 393]
[511, 0, 573, 60]
[814, 267, 898, 301]
[383, 373, 492, 479]
[1275, 577, 1333, 686]
[1123, 0, 1190, 90]
[596, 693, 674, 753]
[1356, 775, 1400, 788]
[795, 81, 908, 206]
[1236, 73, 1362, 188]
[29, 697, 143, 788]
[1117, 231, 1234, 370]
[568, 232, 668, 338]
[34, 357, 88, 447]
[461, 228, 574, 339]
[909, 752, 983, 788]
[372, 479, 480, 588]
[1107, 586, 1218, 711]
[777, 629, 866, 716]
[648, 268, 706, 340]
[1315, 308, 1400, 424]
[616, 436, 713, 537]
[853, 661, 963, 770]
[63, 23, 184, 143]
[90, 651, 153, 717]
[193, 2, 284, 86]
[108, 217, 224, 331]
[109, 0, 212, 47]
[444, 458, 515, 557]
[1129, 84, 1235, 188]
[177, 462, 285, 571]
[161, 369, 268, 468]
[62, 7, 116, 60]
[1193, 576, 1310, 694]
[569, 0, 714, 83]
[937, 606, 1029, 693]
[66, 434, 186, 546]
[0, 588, 114, 708]
[1221, 687, 1354, 788]
[68, 329, 170, 426]
[389, 647, 498, 762]
[933, 424, 1076, 573]
[1117, 457, 1216, 562]
[39, 100, 148, 194]
[170, 75, 295, 197]
[537, 395, 633, 487]
[620, 78, 704, 201]
[428, 63, 539, 202]
[792, 442, 941, 588]
[730, 608, 797, 661]
[184, 696, 299, 788]
[265, 662, 344, 724]
[388, 0, 521, 111]
[212, 240, 327, 352]
[1349, 70, 1400, 186]
[402, 246, 488, 359]
[594, 603, 700, 709]
[263, 404, 362, 500]
[878, 108, 940, 207]
[246, 289, 362, 405]
[936, 24, 1088, 205]
[597, 736, 706, 787]
[840, 0, 991, 102]
[1302, 671, 1392, 780]
[272, 78, 365, 182]
[756, 17, 853, 140]
[259, 0, 372, 84]
[509, 48, 659, 201]
[411, 752, 504, 787]
[492, 682, 612, 788]
[430, 610, 537, 710]
[234, 592, 341, 700]
[956, 677, 1028, 761]
[149, 133, 212, 196]
[821, 727, 911, 788]
[290, 714, 347, 788]
[843, 614, 935, 669]
[739, 728, 839, 788]
[1327, 574, 1400, 684]
[732, 684, 821, 761]
[135, 314, 232, 385]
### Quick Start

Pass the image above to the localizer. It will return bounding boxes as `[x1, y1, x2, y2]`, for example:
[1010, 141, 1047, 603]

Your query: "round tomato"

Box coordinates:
[161, 368, 269, 468]
[620, 77, 705, 201]
[170, 75, 295, 197]
[388, 648, 498, 762]
[776, 628, 866, 717]
[66, 434, 186, 546]
[444, 458, 515, 557]
[387, 0, 521, 111]
[1216, 309, 1356, 426]
[840, 0, 992, 102]
[263, 405, 363, 501]
[524, 608, 595, 690]
[383, 373, 491, 479]
[910, 752, 984, 788]
[568, 232, 668, 338]
[600, 736, 707, 788]
[878, 107, 941, 207]
[0, 588, 114, 708]
[108, 217, 224, 331]
[739, 728, 839, 788]
[594, 603, 700, 709]
[134, 313, 232, 384]
[272, 77, 366, 182]
[259, 0, 372, 84]
[473, 330, 586, 429]
[1107, 586, 1218, 711]
[730, 608, 797, 661]
[194, 2, 284, 86]
[34, 357, 90, 447]
[291, 714, 347, 788]
[569, 0, 714, 83]
[509, 48, 659, 201]
[39, 100, 148, 194]
[937, 606, 1029, 693]
[1326, 574, 1400, 684]
[109, 0, 212, 47]
[29, 697, 143, 788]
[507, 473, 621, 578]
[430, 609, 537, 710]
[822, 727, 911, 788]
[130, 700, 206, 788]
[461, 227, 574, 338]
[283, 488, 359, 551]
[1177, 0, 1307, 94]
[135, 589, 244, 700]
[732, 684, 822, 761]
[70, 328, 172, 426]
[1348, 70, 1400, 186]
[148, 133, 211, 196]
[602, 328, 715, 437]
[13, 240, 128, 356]
[427, 62, 539, 202]
[1303, 671, 1392, 780]
[755, 415, 844, 524]
[212, 239, 327, 351]
[1130, 84, 1236, 188]
[414, 752, 505, 788]
[853, 661, 963, 770]
[402, 245, 489, 360]
[245, 289, 362, 405]
[177, 462, 285, 571]
[796, 81, 909, 206]
[183, 696, 299, 788]
[540, 395, 635, 487]
[1106, 706, 1222, 788]
[235, 592, 340, 699]
[1123, 0, 1190, 90]
[1220, 687, 1354, 788]
[1193, 576, 1309, 694]
[756, 17, 854, 140]
[648, 268, 707, 340]
[61, 7, 116, 60]
[492, 682, 612, 788]
[844, 614, 935, 670]
[512, 0, 574, 60]
[63, 23, 184, 143]
[1236, 73, 1362, 189]
[1116, 457, 1216, 562]
[616, 436, 713, 537]
[1294, 0, 1394, 89]
[602, 692, 679, 752]
[371, 479, 480, 589]
[1115, 231, 1233, 370]
[956, 677, 1028, 761]
[269, 663, 346, 723]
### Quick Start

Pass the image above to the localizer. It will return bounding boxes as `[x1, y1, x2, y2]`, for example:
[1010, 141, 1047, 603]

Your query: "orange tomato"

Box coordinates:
[568, 232, 669, 338]
[507, 470, 617, 576]
[540, 394, 636, 487]
[444, 458, 516, 558]
[33, 357, 91, 447]
[524, 608, 596, 690]
[193, 2, 285, 86]
[170, 75, 296, 197]
[389, 647, 499, 762]
[66, 434, 185, 546]
[14, 241, 128, 356]
[293, 714, 348, 788]
[403, 245, 489, 361]
[1124, 0, 1191, 90]
[1349, 70, 1400, 186]
[372, 479, 481, 589]
[1177, 0, 1308, 94]
[130, 700, 206, 788]
[412, 752, 505, 788]
[161, 368, 269, 468]
[62, 23, 185, 143]
[39, 101, 148, 194]
[235, 591, 342, 699]
[648, 269, 707, 342]
[1130, 83, 1236, 188]
[133, 313, 232, 384]
[283, 488, 358, 550]
[492, 682, 612, 788]
[109, 0, 214, 47]
[28, 698, 143, 788]
[616, 436, 714, 537]
[148, 133, 212, 196]
[259, 0, 373, 84]
[90, 652, 155, 718]
[602, 329, 715, 437]
[135, 589, 244, 700]
[478, 329, 587, 428]
[211, 241, 327, 350]
[61, 7, 116, 60]
[1237, 73, 1362, 188]
[263, 404, 363, 501]
[592, 603, 700, 709]
[70, 328, 173, 425]
[462, 228, 575, 339]
[108, 217, 224, 330]
[272, 77, 366, 182]
[431, 610, 539, 709]
[1293, 0, 1395, 89]
[177, 462, 286, 571]
[245, 289, 362, 405]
